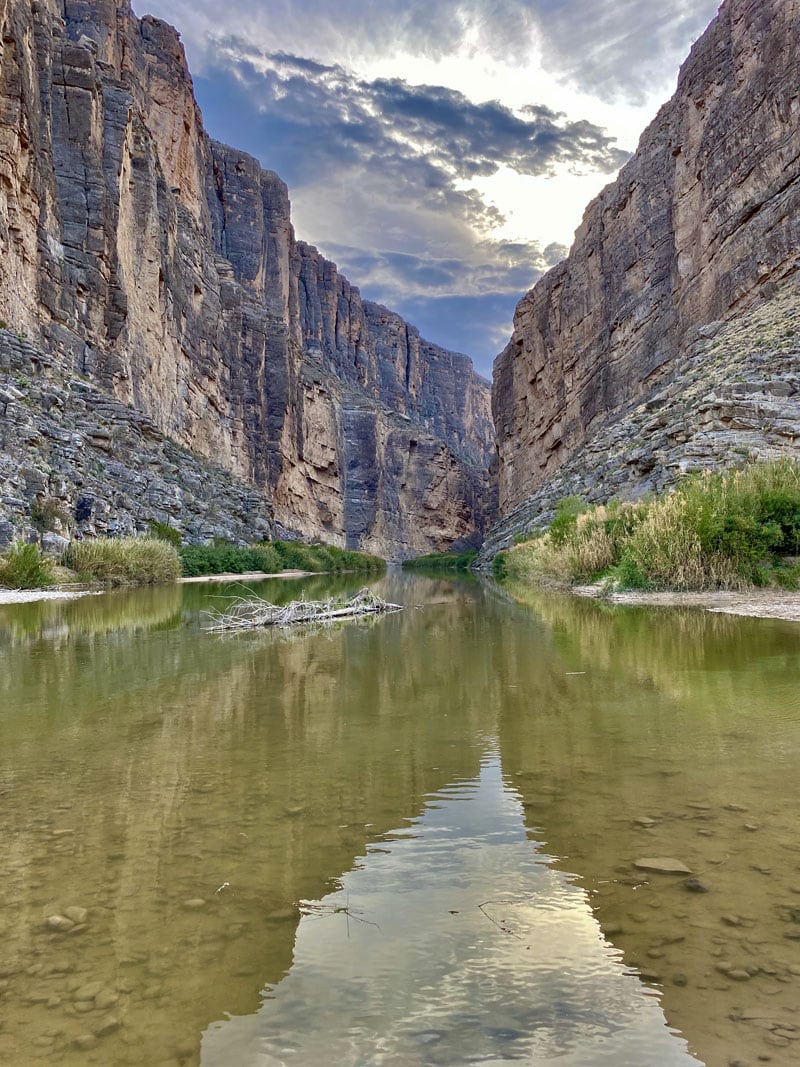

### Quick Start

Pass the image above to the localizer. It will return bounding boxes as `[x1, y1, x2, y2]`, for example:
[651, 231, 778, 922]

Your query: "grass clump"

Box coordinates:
[402, 550, 478, 572]
[178, 540, 385, 578]
[0, 542, 54, 589]
[64, 537, 181, 586]
[498, 459, 800, 592]
[147, 520, 182, 547]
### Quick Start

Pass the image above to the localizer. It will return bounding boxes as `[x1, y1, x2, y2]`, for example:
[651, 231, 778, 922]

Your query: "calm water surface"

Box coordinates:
[0, 573, 798, 1066]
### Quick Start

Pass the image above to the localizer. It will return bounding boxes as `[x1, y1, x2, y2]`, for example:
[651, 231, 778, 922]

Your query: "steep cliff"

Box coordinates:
[493, 0, 800, 518]
[0, 0, 494, 558]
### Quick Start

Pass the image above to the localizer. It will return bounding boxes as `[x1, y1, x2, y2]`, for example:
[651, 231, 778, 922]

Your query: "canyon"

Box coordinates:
[0, 0, 494, 559]
[2, 0, 800, 567]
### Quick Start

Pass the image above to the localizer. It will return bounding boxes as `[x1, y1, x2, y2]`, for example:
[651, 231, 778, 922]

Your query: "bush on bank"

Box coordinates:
[64, 537, 181, 586]
[178, 540, 385, 578]
[402, 550, 478, 572]
[0, 542, 54, 589]
[496, 460, 800, 592]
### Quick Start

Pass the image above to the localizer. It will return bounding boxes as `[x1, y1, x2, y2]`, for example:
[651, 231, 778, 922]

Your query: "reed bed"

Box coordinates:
[64, 537, 181, 585]
[498, 459, 800, 591]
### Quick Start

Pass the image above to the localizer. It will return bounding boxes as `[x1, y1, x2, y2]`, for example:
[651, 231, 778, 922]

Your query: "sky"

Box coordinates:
[138, 0, 721, 377]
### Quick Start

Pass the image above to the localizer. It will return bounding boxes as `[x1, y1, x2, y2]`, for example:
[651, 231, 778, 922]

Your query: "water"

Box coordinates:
[0, 573, 798, 1066]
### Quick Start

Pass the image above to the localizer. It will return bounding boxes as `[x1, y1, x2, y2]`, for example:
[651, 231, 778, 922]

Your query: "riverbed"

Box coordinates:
[1, 574, 798, 1066]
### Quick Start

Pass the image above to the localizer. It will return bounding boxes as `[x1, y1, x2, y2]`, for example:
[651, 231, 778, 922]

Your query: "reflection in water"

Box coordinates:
[202, 753, 697, 1067]
[0, 574, 799, 1066]
[496, 584, 800, 1067]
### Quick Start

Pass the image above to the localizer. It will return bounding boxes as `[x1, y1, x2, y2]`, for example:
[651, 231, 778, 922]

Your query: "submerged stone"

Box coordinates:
[634, 858, 692, 875]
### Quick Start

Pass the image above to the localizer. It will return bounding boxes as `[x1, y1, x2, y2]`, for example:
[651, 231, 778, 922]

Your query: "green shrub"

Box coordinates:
[0, 542, 54, 589]
[403, 550, 478, 572]
[497, 460, 800, 592]
[549, 496, 588, 546]
[179, 544, 263, 577]
[178, 540, 384, 578]
[147, 520, 182, 547]
[492, 551, 508, 581]
[251, 544, 282, 574]
[64, 537, 181, 586]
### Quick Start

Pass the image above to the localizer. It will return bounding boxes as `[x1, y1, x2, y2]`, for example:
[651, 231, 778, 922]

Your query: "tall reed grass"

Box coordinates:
[497, 460, 800, 591]
[64, 537, 181, 585]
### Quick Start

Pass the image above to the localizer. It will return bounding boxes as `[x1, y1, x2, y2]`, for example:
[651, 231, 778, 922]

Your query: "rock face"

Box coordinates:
[493, 0, 800, 517]
[0, 0, 494, 558]
[0, 329, 275, 549]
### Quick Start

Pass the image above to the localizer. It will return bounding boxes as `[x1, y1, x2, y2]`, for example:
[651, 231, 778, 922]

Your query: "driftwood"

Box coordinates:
[205, 587, 402, 632]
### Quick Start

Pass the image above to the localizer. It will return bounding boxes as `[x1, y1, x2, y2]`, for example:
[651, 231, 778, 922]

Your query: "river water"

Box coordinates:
[0, 572, 798, 1066]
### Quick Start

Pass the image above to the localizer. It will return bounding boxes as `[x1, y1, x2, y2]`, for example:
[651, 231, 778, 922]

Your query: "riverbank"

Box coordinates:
[0, 570, 325, 605]
[179, 570, 315, 584]
[572, 584, 800, 622]
[0, 587, 96, 605]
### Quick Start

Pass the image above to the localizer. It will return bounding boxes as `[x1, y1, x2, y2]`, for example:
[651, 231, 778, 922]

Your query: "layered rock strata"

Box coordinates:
[478, 282, 800, 564]
[493, 0, 800, 518]
[0, 0, 493, 558]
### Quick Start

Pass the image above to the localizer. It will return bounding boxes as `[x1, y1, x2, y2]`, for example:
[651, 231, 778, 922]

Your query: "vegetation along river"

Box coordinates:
[1, 572, 799, 1067]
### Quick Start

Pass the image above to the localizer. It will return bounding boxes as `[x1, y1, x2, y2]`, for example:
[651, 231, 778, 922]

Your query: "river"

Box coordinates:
[1, 572, 798, 1066]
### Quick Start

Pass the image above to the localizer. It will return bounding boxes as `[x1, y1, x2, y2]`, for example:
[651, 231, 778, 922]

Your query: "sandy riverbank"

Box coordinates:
[0, 588, 97, 605]
[179, 570, 315, 584]
[0, 570, 318, 605]
[573, 584, 800, 622]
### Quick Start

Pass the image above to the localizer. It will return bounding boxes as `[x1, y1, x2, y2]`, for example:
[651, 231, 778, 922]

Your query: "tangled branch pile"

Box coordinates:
[205, 587, 402, 632]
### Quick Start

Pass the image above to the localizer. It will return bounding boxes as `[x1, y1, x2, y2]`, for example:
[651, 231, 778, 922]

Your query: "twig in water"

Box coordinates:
[477, 899, 526, 941]
[298, 898, 381, 934]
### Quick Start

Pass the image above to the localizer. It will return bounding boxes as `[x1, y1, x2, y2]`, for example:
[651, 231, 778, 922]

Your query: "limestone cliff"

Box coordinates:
[493, 0, 800, 518]
[0, 0, 494, 557]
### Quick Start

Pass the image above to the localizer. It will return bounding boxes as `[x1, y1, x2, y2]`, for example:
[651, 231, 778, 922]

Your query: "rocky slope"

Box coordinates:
[0, 328, 276, 550]
[492, 0, 800, 525]
[0, 0, 494, 558]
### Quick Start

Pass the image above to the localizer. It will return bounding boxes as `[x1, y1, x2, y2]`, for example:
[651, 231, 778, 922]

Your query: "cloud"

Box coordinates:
[141, 0, 721, 104]
[136, 0, 720, 366]
[536, 0, 722, 103]
[204, 46, 629, 192]
[186, 41, 612, 368]
[388, 293, 527, 375]
[312, 242, 567, 376]
[139, 0, 544, 68]
[321, 241, 566, 304]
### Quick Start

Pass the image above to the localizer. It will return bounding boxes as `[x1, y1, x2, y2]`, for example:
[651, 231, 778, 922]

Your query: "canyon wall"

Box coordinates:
[0, 0, 494, 557]
[493, 0, 800, 516]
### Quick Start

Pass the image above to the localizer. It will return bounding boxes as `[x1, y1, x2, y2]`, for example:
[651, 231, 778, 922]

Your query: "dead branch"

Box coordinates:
[204, 587, 402, 632]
